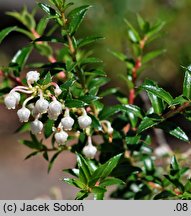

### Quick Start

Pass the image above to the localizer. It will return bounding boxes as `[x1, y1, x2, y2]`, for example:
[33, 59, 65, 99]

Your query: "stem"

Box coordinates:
[128, 37, 146, 104]
[163, 102, 190, 119]
[23, 96, 34, 107]
[61, 12, 86, 89]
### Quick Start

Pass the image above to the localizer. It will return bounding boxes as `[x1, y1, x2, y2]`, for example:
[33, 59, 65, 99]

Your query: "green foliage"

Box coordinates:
[1, 0, 191, 201]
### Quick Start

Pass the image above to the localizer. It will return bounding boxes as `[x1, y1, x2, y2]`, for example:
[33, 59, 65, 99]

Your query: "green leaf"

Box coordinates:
[0, 26, 17, 44]
[159, 121, 189, 142]
[124, 19, 140, 43]
[36, 17, 49, 35]
[147, 21, 165, 39]
[75, 190, 89, 200]
[65, 99, 87, 108]
[79, 95, 99, 104]
[99, 177, 125, 187]
[43, 72, 52, 85]
[137, 115, 162, 134]
[148, 92, 165, 114]
[142, 49, 165, 64]
[10, 45, 33, 71]
[183, 70, 191, 99]
[170, 96, 187, 106]
[137, 14, 150, 33]
[76, 153, 92, 184]
[164, 175, 184, 192]
[24, 151, 40, 160]
[144, 158, 155, 175]
[44, 119, 54, 138]
[170, 156, 179, 171]
[48, 150, 61, 173]
[99, 104, 142, 120]
[92, 186, 106, 200]
[109, 50, 127, 62]
[67, 5, 91, 36]
[63, 178, 85, 189]
[141, 79, 173, 104]
[154, 190, 175, 200]
[89, 153, 122, 186]
[80, 57, 102, 65]
[38, 3, 57, 16]
[77, 36, 104, 48]
[35, 43, 53, 57]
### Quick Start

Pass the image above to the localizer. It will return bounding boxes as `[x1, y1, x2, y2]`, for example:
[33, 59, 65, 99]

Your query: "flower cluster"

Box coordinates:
[4, 71, 91, 139]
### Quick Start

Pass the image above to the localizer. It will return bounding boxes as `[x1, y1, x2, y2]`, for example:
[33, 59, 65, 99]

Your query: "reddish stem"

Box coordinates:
[129, 58, 142, 104]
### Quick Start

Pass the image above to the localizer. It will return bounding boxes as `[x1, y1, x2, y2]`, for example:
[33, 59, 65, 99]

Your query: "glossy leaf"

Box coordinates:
[42, 72, 52, 85]
[67, 5, 91, 36]
[148, 92, 165, 114]
[63, 178, 85, 189]
[99, 177, 125, 187]
[11, 46, 33, 71]
[159, 121, 189, 142]
[183, 70, 191, 99]
[76, 153, 92, 184]
[89, 153, 122, 186]
[0, 26, 17, 44]
[65, 99, 87, 108]
[99, 104, 142, 120]
[137, 115, 162, 134]
[141, 79, 173, 104]
[38, 3, 57, 16]
[75, 190, 89, 200]
[92, 186, 106, 200]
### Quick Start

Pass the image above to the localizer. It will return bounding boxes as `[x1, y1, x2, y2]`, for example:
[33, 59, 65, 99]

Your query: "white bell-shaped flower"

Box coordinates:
[26, 71, 40, 84]
[55, 130, 68, 145]
[61, 108, 74, 131]
[35, 98, 49, 114]
[48, 99, 62, 116]
[30, 119, 43, 135]
[82, 136, 97, 159]
[17, 107, 31, 122]
[4, 91, 21, 110]
[4, 94, 17, 110]
[11, 91, 20, 104]
[54, 86, 62, 96]
[78, 109, 92, 129]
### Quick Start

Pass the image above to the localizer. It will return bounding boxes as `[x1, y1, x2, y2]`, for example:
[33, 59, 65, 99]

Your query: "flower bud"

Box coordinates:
[55, 130, 68, 145]
[78, 110, 92, 129]
[54, 87, 62, 96]
[48, 99, 62, 116]
[26, 71, 40, 84]
[17, 107, 31, 122]
[35, 98, 49, 114]
[4, 94, 17, 110]
[30, 119, 43, 135]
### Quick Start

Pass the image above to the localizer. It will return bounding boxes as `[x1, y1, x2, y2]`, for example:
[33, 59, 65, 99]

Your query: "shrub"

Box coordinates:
[1, 0, 191, 200]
